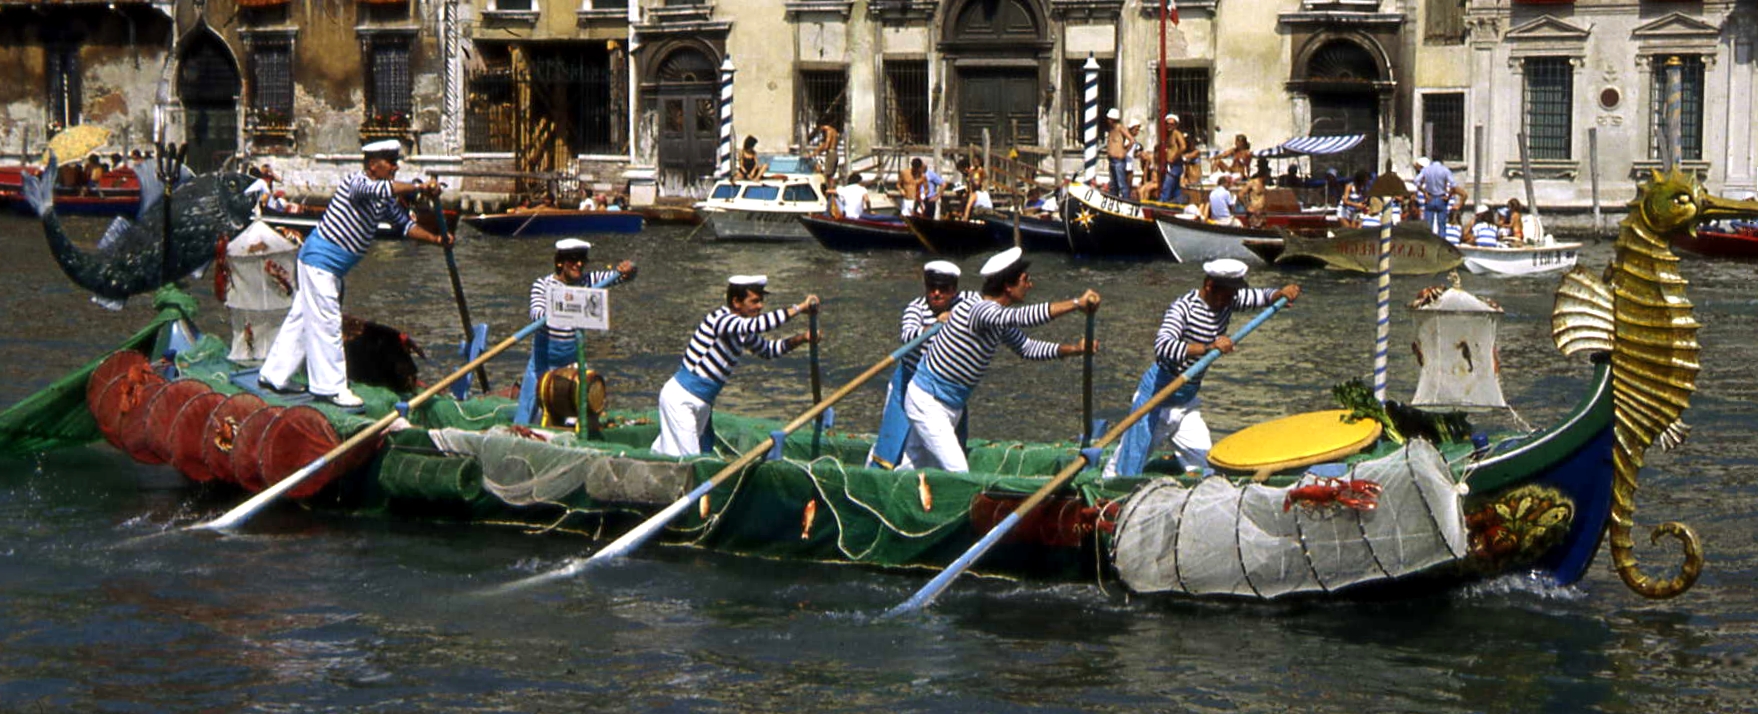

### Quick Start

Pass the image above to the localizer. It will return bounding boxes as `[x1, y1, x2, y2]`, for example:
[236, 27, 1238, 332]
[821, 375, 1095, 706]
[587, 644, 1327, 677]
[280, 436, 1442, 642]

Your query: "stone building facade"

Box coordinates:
[0, 0, 1752, 212]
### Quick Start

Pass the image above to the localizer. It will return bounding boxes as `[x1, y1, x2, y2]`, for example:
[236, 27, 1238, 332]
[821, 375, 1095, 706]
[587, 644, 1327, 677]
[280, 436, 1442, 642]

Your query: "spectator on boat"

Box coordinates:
[1443, 213, 1465, 245]
[609, 193, 629, 211]
[1207, 174, 1240, 227]
[55, 159, 86, 191]
[805, 119, 841, 180]
[1338, 171, 1370, 228]
[894, 248, 1098, 473]
[652, 276, 818, 457]
[1105, 108, 1135, 199]
[1471, 207, 1502, 247]
[257, 139, 448, 409]
[515, 239, 637, 426]
[898, 160, 924, 217]
[266, 189, 293, 214]
[1239, 162, 1272, 228]
[1360, 195, 1404, 228]
[1211, 134, 1252, 177]
[920, 159, 946, 219]
[1277, 163, 1303, 189]
[577, 193, 599, 211]
[1497, 199, 1526, 244]
[1124, 117, 1144, 195]
[1135, 147, 1161, 204]
[867, 261, 982, 469]
[735, 136, 768, 181]
[82, 155, 108, 196]
[836, 172, 871, 220]
[244, 164, 279, 204]
[1160, 114, 1197, 204]
[957, 156, 993, 221]
[1104, 259, 1300, 478]
[823, 175, 842, 218]
[1414, 156, 1460, 237]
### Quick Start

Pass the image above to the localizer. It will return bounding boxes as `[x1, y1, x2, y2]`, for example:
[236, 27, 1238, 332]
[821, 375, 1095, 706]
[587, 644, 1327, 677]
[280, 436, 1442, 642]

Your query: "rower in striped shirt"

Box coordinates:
[652, 275, 820, 457]
[866, 260, 982, 469]
[1104, 258, 1300, 478]
[259, 139, 448, 409]
[896, 247, 1099, 473]
[515, 239, 637, 426]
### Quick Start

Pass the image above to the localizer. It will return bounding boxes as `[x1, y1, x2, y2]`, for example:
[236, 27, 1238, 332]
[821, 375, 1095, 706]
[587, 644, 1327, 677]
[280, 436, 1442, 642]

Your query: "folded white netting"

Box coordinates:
[429, 427, 693, 507]
[1112, 439, 1467, 598]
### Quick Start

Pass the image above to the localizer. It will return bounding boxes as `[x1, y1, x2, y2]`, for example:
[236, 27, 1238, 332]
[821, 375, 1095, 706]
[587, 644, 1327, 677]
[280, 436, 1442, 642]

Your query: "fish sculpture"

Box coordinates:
[22, 154, 257, 309]
[1551, 169, 1758, 598]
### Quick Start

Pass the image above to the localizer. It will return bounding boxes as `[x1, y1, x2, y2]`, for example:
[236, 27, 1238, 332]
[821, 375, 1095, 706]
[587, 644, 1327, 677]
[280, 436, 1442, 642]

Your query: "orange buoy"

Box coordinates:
[202, 393, 267, 486]
[259, 405, 377, 499]
[168, 392, 228, 482]
[143, 380, 214, 463]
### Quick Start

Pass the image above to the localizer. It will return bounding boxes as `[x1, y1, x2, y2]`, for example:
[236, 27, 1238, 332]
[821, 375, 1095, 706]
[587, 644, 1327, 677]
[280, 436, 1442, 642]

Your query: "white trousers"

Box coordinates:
[259, 261, 347, 396]
[896, 381, 967, 473]
[652, 377, 712, 457]
[1101, 394, 1212, 477]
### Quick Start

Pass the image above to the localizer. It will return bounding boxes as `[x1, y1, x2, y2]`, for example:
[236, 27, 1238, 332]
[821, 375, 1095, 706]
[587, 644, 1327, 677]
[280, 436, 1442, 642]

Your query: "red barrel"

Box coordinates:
[230, 406, 284, 492]
[142, 380, 214, 463]
[202, 393, 267, 485]
[259, 405, 377, 500]
[168, 391, 228, 482]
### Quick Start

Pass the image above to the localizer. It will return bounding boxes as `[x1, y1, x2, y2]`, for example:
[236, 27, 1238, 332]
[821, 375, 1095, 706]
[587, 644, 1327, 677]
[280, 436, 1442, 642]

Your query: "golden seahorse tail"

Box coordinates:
[1608, 427, 1704, 598]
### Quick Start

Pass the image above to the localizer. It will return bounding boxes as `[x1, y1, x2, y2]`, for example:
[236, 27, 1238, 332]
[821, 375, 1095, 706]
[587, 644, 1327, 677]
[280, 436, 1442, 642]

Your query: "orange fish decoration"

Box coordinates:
[917, 471, 933, 512]
[800, 499, 817, 540]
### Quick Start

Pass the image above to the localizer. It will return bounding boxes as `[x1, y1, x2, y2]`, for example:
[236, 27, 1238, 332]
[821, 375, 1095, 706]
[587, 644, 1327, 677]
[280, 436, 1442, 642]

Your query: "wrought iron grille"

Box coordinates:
[465, 64, 515, 152]
[46, 44, 82, 128]
[526, 52, 619, 154]
[1161, 66, 1211, 148]
[797, 68, 847, 142]
[368, 36, 413, 120]
[1648, 55, 1704, 161]
[1064, 58, 1115, 145]
[1422, 92, 1464, 164]
[1523, 57, 1572, 160]
[883, 60, 929, 146]
[250, 39, 294, 117]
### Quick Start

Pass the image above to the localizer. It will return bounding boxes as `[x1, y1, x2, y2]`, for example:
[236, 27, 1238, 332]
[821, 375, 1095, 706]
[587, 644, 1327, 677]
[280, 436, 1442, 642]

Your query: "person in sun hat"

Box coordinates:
[1160, 113, 1197, 204]
[257, 138, 446, 409]
[1105, 108, 1137, 199]
[515, 239, 638, 426]
[867, 260, 983, 469]
[1414, 155, 1461, 238]
[652, 275, 820, 457]
[894, 247, 1100, 473]
[1104, 258, 1301, 478]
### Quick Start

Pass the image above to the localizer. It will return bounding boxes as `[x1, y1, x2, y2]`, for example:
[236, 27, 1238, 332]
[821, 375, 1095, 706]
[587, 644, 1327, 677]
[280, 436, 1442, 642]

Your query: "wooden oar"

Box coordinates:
[885, 297, 1290, 617]
[808, 308, 824, 457]
[430, 195, 491, 393]
[191, 318, 550, 532]
[495, 323, 947, 591]
[1080, 309, 1096, 447]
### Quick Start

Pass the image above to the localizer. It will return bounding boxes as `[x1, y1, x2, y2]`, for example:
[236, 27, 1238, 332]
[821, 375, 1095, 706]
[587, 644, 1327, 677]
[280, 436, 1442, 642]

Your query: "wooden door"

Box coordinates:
[958, 68, 1038, 148]
[658, 90, 718, 183]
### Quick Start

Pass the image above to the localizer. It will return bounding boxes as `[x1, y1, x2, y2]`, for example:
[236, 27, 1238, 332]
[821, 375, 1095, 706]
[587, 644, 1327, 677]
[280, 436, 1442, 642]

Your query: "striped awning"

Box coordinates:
[1255, 135, 1367, 158]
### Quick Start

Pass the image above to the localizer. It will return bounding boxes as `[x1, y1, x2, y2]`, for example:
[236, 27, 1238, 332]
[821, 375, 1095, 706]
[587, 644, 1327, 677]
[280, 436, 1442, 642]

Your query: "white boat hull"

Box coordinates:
[1154, 216, 1276, 266]
[1458, 242, 1582, 276]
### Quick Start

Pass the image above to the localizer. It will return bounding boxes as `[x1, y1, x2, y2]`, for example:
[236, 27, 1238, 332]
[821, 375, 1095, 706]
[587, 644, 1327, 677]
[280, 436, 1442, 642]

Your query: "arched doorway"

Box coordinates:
[1297, 39, 1383, 179]
[177, 27, 240, 173]
[945, 0, 1048, 149]
[653, 45, 719, 185]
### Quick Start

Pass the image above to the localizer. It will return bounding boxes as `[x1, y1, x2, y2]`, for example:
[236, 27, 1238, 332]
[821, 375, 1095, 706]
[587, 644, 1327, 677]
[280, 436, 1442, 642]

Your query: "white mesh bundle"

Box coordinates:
[225, 221, 300, 363]
[430, 427, 693, 507]
[1113, 439, 1466, 599]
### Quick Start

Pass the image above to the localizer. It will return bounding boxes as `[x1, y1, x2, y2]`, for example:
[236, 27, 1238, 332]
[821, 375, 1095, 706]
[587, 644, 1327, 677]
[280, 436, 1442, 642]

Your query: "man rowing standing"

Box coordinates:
[895, 248, 1099, 473]
[867, 260, 982, 469]
[652, 276, 820, 457]
[515, 239, 637, 426]
[258, 139, 447, 408]
[1103, 259, 1300, 478]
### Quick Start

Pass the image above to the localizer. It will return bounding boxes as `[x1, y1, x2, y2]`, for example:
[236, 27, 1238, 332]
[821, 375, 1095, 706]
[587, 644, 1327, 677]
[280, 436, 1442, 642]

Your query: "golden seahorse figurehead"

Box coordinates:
[1553, 169, 1758, 599]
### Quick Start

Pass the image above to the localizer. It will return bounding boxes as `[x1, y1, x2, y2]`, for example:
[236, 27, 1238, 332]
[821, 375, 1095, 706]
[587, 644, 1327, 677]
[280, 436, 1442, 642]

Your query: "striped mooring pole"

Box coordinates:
[1082, 55, 1099, 182]
[716, 55, 736, 180]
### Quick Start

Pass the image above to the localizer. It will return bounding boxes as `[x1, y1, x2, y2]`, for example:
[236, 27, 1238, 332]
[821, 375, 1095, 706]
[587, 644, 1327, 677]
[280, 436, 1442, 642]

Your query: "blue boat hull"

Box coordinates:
[463, 211, 644, 235]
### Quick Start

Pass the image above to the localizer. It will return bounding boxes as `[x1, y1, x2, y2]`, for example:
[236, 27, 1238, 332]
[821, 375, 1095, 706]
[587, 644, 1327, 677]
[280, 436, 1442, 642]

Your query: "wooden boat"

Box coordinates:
[463, 208, 644, 236]
[258, 203, 460, 239]
[697, 175, 826, 242]
[1154, 214, 1279, 265]
[1270, 223, 1465, 275]
[633, 202, 703, 226]
[980, 213, 1070, 254]
[2, 165, 144, 216]
[799, 213, 918, 252]
[1674, 224, 1758, 258]
[1457, 241, 1582, 277]
[902, 215, 1009, 256]
[1059, 182, 1170, 258]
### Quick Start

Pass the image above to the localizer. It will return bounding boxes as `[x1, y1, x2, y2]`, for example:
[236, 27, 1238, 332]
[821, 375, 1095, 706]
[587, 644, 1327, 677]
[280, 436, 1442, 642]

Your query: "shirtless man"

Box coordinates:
[1159, 114, 1198, 204]
[898, 158, 925, 217]
[1105, 108, 1137, 200]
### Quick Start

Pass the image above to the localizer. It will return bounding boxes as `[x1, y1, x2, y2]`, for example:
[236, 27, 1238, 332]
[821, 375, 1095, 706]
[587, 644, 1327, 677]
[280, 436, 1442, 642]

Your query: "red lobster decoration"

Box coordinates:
[1283, 477, 1383, 513]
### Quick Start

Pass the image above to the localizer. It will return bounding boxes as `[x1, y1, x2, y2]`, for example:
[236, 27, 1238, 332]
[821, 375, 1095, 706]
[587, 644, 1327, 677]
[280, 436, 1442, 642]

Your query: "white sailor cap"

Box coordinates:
[1415, 156, 1430, 168]
[362, 139, 403, 156]
[555, 238, 592, 253]
[1128, 116, 1143, 128]
[1474, 204, 1490, 214]
[1105, 108, 1121, 120]
[729, 274, 769, 293]
[1165, 113, 1180, 124]
[980, 247, 1025, 277]
[1203, 258, 1250, 287]
[924, 260, 961, 278]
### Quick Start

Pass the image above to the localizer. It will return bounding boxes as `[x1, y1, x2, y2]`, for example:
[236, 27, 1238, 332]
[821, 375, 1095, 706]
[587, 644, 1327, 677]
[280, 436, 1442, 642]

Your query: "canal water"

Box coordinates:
[2, 214, 1755, 711]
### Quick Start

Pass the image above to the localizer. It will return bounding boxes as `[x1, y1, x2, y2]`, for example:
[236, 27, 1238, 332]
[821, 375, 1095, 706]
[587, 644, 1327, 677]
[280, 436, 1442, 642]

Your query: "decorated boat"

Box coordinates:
[1268, 223, 1465, 275]
[1060, 182, 1170, 258]
[1, 170, 1740, 606]
[902, 215, 1009, 256]
[1669, 223, 1758, 259]
[799, 213, 918, 252]
[462, 208, 644, 236]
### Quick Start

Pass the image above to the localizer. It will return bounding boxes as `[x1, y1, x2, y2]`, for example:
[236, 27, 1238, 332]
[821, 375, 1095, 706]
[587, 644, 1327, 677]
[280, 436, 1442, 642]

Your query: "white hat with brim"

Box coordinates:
[729, 274, 769, 293]
[1203, 258, 1250, 287]
[362, 139, 403, 155]
[1415, 156, 1430, 168]
[980, 247, 1025, 277]
[1105, 108, 1121, 120]
[555, 238, 592, 253]
[924, 260, 961, 278]
[1165, 113, 1179, 123]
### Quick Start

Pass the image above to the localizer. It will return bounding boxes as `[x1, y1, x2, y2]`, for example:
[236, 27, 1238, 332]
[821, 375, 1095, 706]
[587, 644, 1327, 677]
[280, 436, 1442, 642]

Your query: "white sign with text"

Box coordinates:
[549, 286, 609, 331]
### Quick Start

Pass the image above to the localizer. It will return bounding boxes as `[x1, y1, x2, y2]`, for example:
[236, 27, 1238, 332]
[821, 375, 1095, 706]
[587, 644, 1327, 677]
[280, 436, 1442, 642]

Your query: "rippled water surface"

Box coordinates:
[2, 214, 1756, 712]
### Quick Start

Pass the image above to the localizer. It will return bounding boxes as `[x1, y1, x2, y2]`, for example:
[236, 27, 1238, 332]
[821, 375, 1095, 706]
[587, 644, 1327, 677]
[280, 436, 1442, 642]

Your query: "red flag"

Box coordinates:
[1167, 0, 1179, 25]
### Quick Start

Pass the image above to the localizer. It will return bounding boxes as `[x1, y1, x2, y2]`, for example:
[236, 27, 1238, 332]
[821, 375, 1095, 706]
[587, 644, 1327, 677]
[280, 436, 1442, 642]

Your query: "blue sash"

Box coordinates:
[296, 228, 364, 276]
[871, 365, 970, 468]
[1109, 362, 1201, 477]
[910, 367, 973, 410]
[673, 368, 725, 403]
[514, 330, 582, 425]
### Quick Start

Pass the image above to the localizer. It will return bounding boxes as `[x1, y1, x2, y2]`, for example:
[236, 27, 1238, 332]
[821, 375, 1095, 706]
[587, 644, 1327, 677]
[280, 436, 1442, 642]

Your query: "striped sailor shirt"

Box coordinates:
[897, 291, 982, 370]
[528, 270, 633, 341]
[1154, 287, 1277, 384]
[917, 298, 1062, 389]
[679, 306, 798, 385]
[314, 172, 416, 255]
